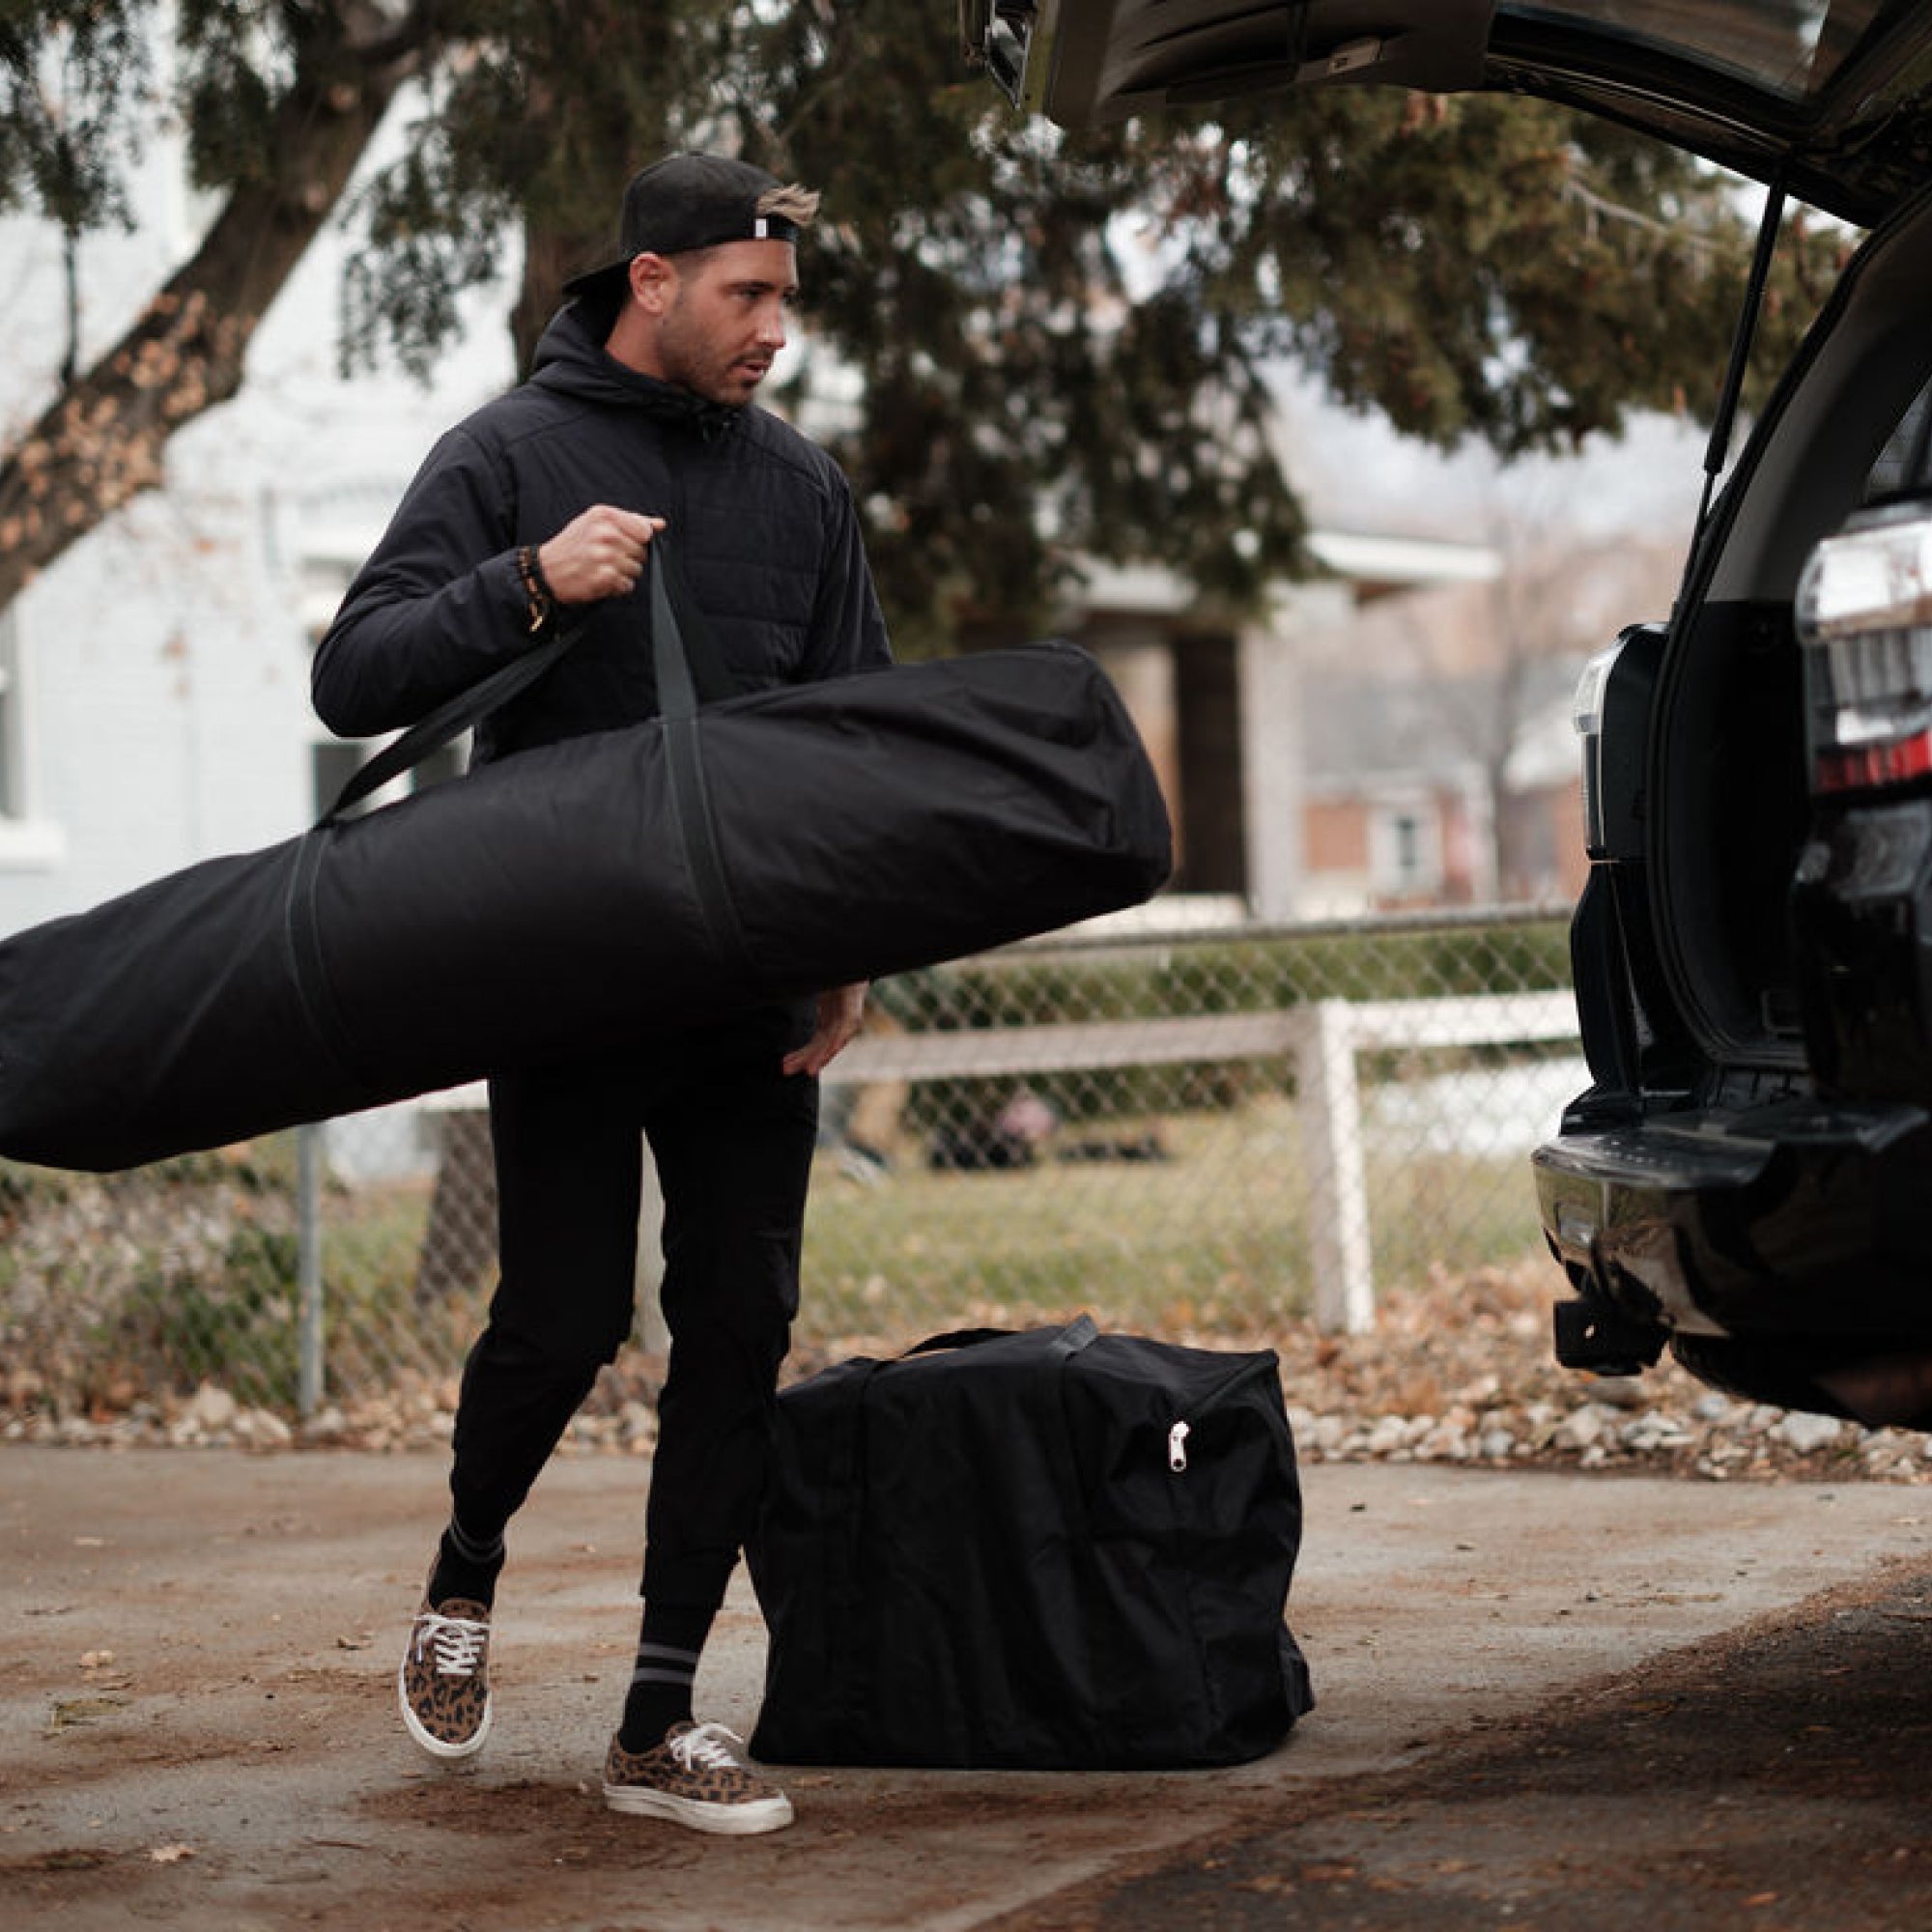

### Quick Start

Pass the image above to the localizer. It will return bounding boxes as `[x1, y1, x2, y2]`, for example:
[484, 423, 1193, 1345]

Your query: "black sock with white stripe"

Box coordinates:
[428, 1516, 505, 1610]
[617, 1603, 714, 1752]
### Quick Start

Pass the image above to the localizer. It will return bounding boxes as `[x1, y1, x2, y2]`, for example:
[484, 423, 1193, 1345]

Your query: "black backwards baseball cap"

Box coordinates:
[563, 152, 807, 298]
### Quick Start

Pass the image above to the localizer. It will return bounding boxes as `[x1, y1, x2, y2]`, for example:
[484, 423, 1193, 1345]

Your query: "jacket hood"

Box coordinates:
[527, 298, 742, 440]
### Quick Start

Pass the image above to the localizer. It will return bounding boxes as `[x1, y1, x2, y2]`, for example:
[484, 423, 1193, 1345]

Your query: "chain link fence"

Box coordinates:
[0, 907, 1582, 1428]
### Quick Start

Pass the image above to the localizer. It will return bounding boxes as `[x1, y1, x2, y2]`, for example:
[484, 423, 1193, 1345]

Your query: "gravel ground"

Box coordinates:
[1267, 1257, 1932, 1483]
[9, 1257, 1928, 1484]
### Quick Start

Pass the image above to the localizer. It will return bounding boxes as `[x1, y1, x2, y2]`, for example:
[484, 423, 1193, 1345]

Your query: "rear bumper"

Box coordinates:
[1534, 1096, 1932, 1344]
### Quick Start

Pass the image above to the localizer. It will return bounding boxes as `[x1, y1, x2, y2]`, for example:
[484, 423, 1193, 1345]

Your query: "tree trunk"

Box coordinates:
[0, 28, 419, 614]
[506, 2, 669, 380]
[510, 226, 598, 380]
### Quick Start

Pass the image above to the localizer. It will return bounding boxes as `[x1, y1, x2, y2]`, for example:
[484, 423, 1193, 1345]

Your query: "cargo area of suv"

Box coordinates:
[964, 0, 1932, 1424]
[1540, 174, 1932, 1426]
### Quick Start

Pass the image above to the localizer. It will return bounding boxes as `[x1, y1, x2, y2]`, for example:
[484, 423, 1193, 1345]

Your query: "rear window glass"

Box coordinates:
[1863, 379, 1932, 504]
[1503, 1, 1893, 106]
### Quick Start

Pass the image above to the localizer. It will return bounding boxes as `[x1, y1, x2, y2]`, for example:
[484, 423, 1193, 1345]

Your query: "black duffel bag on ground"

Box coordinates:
[0, 547, 1171, 1172]
[746, 1317, 1315, 1770]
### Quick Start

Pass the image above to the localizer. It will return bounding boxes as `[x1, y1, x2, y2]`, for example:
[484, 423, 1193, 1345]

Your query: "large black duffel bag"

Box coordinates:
[746, 1318, 1315, 1770]
[0, 550, 1171, 1171]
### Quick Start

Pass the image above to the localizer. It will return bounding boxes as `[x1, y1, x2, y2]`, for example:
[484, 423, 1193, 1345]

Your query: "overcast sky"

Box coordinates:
[1271, 367, 1712, 551]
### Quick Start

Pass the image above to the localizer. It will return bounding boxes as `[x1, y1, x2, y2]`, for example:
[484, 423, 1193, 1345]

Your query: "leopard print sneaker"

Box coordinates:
[398, 1595, 493, 1760]
[602, 1720, 794, 1834]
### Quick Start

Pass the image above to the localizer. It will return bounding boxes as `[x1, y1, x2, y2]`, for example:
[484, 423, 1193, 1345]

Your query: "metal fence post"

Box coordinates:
[1293, 998, 1378, 1334]
[297, 1122, 325, 1417]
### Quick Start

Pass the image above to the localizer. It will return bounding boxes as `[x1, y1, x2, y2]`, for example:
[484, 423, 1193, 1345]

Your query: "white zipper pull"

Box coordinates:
[1168, 1420, 1191, 1472]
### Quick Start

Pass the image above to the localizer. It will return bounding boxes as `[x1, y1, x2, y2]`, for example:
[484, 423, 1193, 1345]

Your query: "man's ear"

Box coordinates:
[627, 252, 675, 315]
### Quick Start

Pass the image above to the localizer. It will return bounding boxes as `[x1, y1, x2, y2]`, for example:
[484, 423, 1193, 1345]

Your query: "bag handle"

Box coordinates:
[321, 532, 736, 825]
[649, 538, 756, 979]
[290, 533, 743, 1088]
[652, 534, 739, 709]
[320, 616, 580, 826]
[901, 1316, 1099, 1360]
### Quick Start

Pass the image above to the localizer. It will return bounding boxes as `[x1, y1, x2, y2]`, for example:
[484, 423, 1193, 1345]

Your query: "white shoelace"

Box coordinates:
[413, 1610, 488, 1677]
[668, 1721, 746, 1772]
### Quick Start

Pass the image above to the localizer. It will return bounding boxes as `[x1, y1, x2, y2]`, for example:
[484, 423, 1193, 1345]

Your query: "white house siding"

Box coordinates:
[0, 89, 515, 936]
[5, 476, 314, 928]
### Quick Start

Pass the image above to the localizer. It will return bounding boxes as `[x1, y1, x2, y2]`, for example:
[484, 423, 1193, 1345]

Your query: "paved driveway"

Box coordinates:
[5, 1445, 1929, 1929]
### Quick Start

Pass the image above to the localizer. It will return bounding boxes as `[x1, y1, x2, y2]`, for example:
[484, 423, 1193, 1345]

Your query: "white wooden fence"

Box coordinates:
[825, 991, 1580, 1334]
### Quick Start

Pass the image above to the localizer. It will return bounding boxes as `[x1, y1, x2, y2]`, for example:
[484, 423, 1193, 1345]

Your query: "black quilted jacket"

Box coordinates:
[311, 297, 892, 765]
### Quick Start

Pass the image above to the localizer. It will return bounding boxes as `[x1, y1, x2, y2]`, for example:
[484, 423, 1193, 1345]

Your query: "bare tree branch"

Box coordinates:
[0, 12, 425, 609]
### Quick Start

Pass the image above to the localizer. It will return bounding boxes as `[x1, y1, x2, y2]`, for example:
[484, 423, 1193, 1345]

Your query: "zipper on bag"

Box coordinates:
[1164, 1351, 1283, 1476]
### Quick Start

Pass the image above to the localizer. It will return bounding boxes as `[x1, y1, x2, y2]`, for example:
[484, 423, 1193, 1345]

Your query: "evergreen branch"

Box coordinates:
[1561, 173, 1731, 257]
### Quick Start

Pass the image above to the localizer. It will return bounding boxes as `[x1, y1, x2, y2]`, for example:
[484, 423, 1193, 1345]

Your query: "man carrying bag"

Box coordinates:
[315, 152, 890, 1836]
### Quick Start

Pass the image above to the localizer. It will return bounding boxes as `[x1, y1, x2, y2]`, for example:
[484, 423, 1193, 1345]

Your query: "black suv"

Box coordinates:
[963, 1, 1932, 1427]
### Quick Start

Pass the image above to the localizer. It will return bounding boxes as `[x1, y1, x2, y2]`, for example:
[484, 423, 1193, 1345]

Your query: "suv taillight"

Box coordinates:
[1798, 499, 1932, 795]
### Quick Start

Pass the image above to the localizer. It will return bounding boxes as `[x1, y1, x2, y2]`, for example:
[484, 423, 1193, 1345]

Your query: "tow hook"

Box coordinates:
[1553, 1294, 1667, 1378]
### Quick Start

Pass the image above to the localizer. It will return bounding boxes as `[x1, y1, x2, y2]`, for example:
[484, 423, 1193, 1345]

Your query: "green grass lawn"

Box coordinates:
[1, 1081, 1552, 1417]
[801, 1094, 1543, 1343]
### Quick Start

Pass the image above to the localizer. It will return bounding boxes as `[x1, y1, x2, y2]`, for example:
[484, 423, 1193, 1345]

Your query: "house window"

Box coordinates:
[1391, 812, 1424, 883]
[303, 549, 468, 816]
[0, 610, 64, 868]
[0, 608, 25, 820]
[311, 736, 468, 819]
[1371, 799, 1442, 899]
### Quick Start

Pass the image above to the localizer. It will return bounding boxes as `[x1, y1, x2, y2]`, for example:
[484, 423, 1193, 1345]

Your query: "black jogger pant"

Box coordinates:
[447, 1001, 818, 1611]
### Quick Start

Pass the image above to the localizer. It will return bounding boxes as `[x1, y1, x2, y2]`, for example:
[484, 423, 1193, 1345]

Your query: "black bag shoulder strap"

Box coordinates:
[655, 535, 740, 706]
[320, 532, 737, 826]
[649, 541, 756, 977]
[320, 621, 581, 826]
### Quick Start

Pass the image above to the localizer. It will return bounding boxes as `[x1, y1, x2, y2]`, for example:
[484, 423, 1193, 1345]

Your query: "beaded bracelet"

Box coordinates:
[515, 545, 554, 633]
